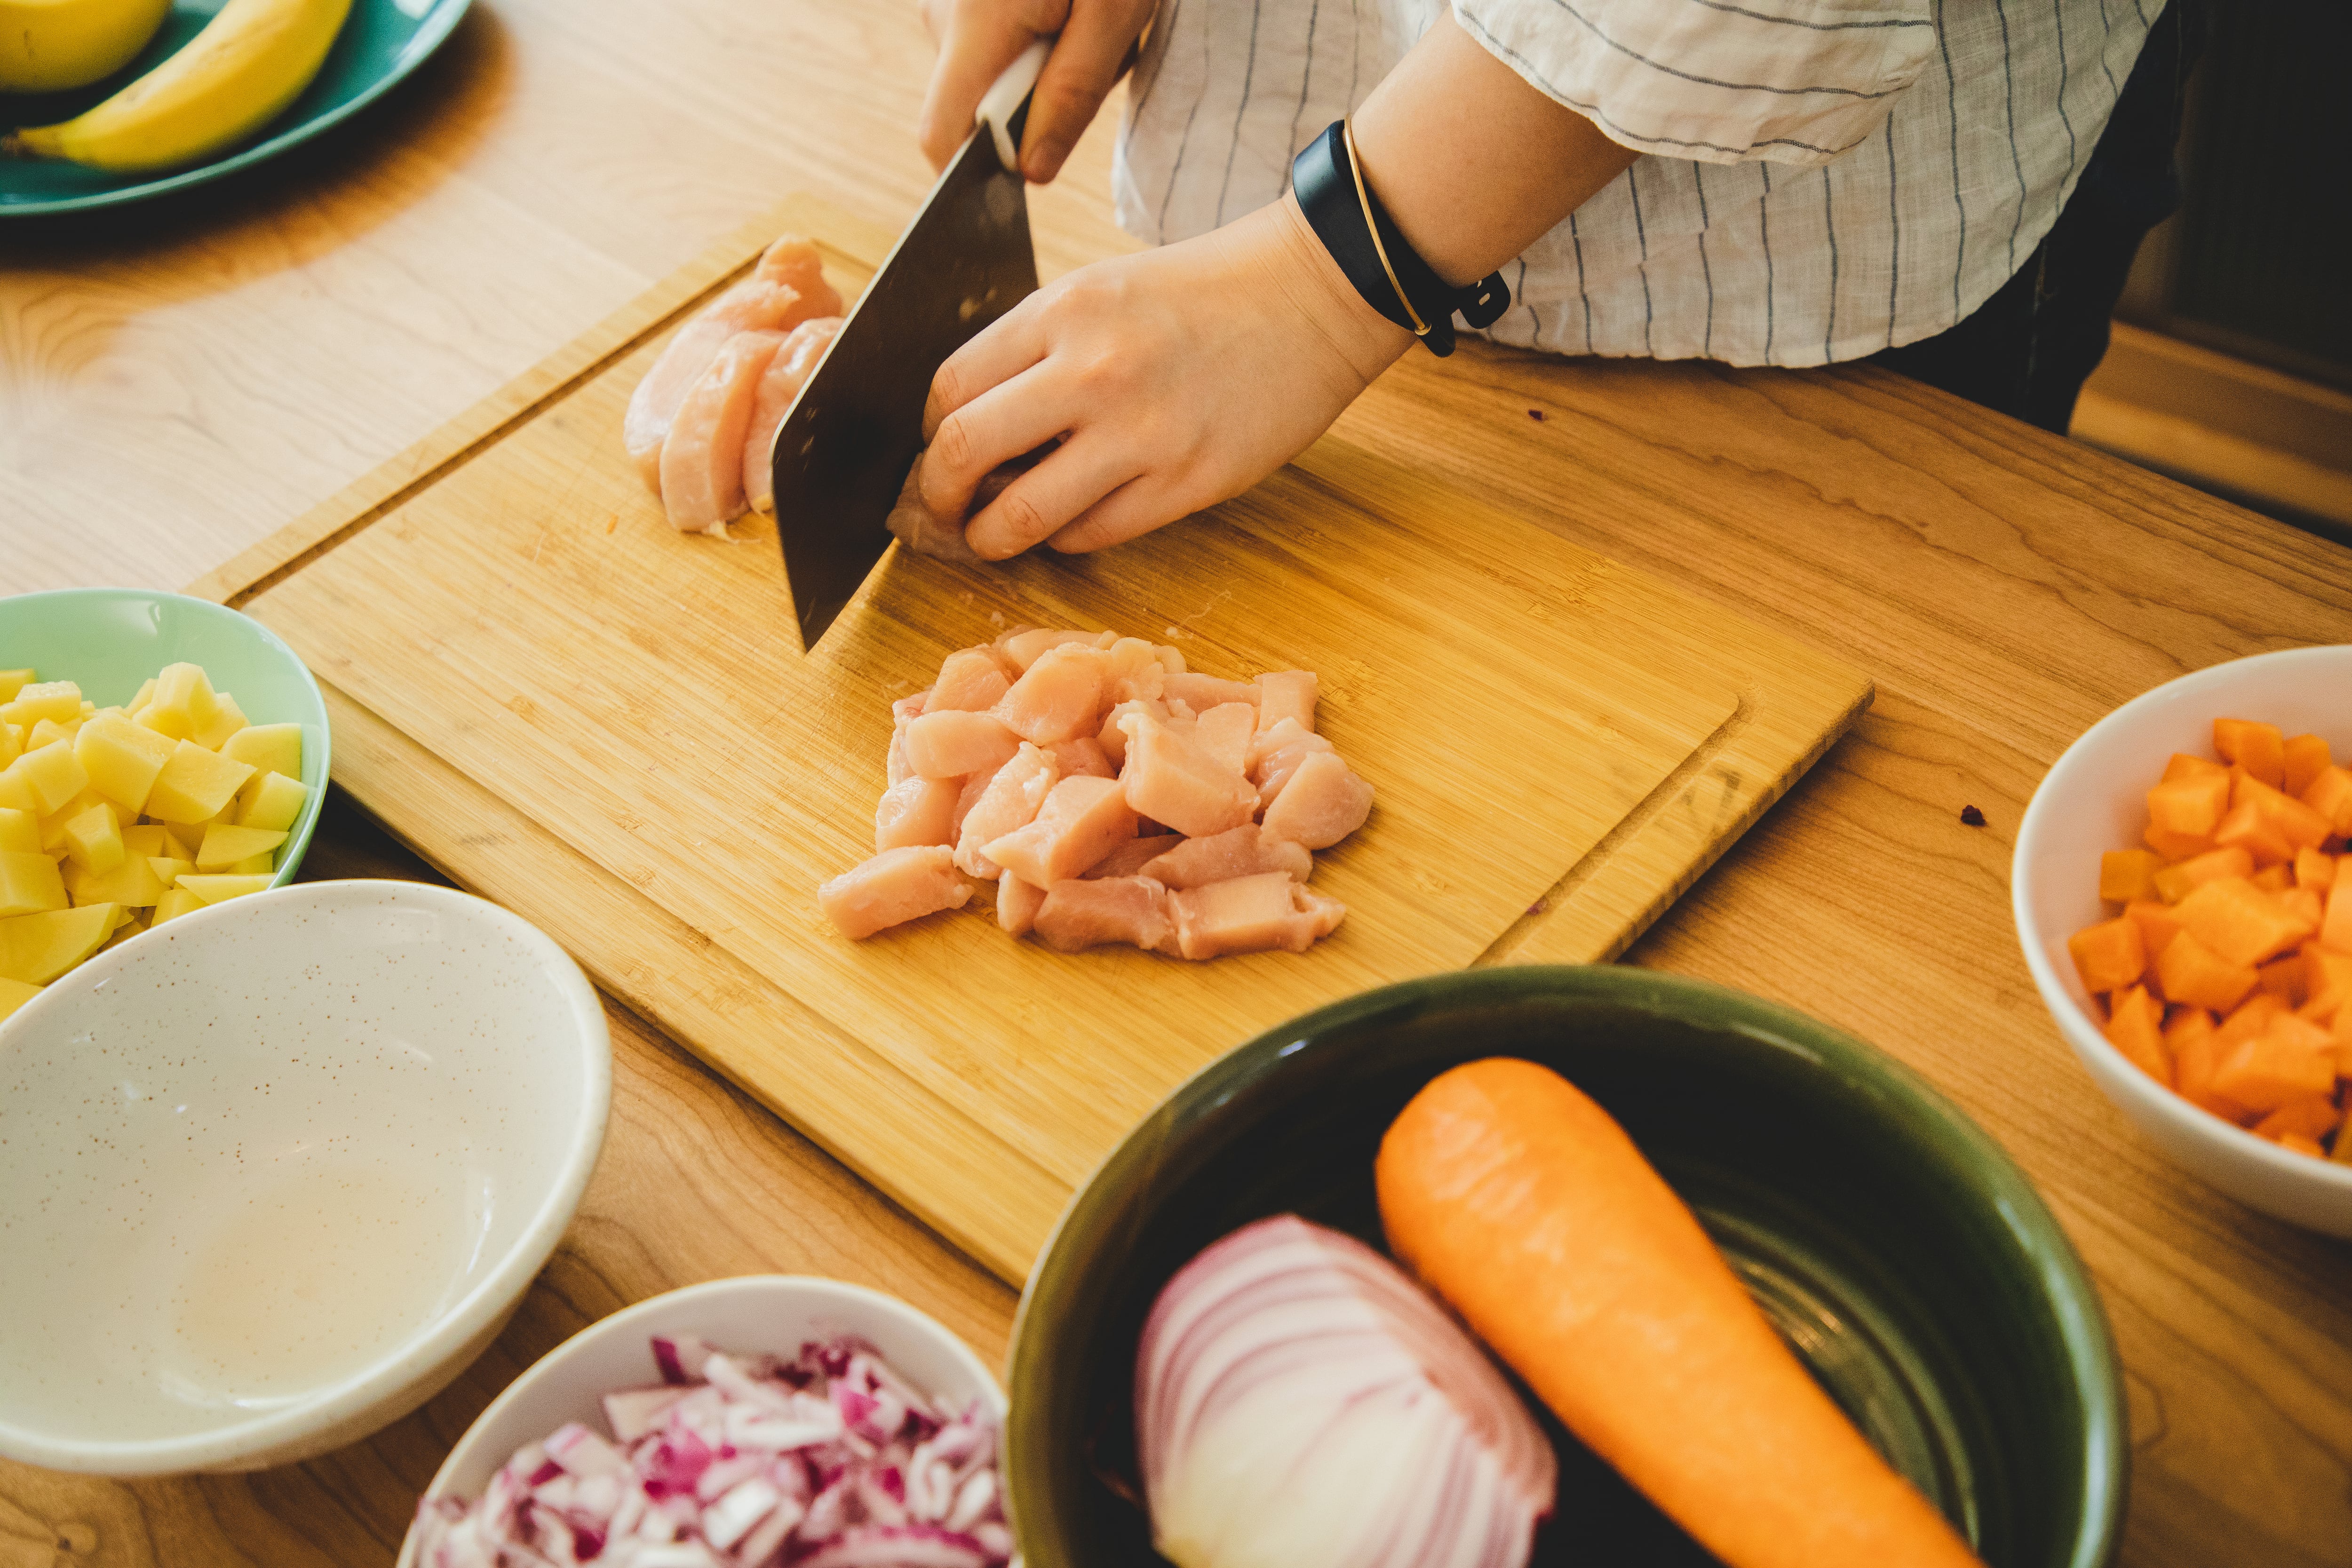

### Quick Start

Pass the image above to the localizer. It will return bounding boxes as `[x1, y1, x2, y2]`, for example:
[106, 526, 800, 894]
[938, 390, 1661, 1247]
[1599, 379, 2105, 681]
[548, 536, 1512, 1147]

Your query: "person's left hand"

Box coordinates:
[912, 194, 1413, 560]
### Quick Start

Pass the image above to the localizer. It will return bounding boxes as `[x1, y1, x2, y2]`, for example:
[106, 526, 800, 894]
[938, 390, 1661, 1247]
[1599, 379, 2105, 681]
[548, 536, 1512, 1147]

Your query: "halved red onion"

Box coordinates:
[1136, 1214, 1556, 1568]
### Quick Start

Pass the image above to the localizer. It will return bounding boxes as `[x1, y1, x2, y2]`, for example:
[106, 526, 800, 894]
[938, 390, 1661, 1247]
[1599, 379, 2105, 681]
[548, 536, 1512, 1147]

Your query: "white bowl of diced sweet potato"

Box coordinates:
[2014, 645, 2352, 1235]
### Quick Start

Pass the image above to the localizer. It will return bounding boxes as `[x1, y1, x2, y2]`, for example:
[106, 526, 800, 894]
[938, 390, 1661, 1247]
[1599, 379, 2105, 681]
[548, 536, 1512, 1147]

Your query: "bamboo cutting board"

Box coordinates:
[207, 195, 1871, 1284]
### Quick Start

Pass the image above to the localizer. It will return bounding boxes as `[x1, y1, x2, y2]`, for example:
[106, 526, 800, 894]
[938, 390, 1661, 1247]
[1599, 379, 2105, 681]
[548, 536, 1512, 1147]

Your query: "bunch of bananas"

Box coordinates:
[2, 0, 353, 174]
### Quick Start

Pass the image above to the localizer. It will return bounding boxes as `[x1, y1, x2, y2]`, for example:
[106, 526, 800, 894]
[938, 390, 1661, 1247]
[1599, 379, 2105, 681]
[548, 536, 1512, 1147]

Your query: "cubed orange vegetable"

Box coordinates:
[2102, 985, 2171, 1087]
[2215, 800, 2296, 867]
[2211, 1029, 2336, 1113]
[2215, 719, 2286, 787]
[2146, 772, 2232, 840]
[2233, 773, 2334, 852]
[2283, 734, 2332, 797]
[2068, 916, 2146, 994]
[2124, 900, 2185, 961]
[2155, 930, 2262, 1013]
[2295, 847, 2337, 891]
[2145, 828, 2218, 862]
[2252, 864, 2294, 893]
[2252, 1097, 2342, 1142]
[2163, 752, 2228, 783]
[2216, 993, 2290, 1051]
[2321, 880, 2352, 955]
[2277, 1131, 2328, 1159]
[2175, 877, 2316, 966]
[2167, 1010, 2253, 1123]
[2302, 949, 2352, 1022]
[2257, 953, 2307, 1008]
[2152, 846, 2255, 904]
[2098, 849, 2162, 905]
[2303, 765, 2352, 837]
[2282, 886, 2324, 932]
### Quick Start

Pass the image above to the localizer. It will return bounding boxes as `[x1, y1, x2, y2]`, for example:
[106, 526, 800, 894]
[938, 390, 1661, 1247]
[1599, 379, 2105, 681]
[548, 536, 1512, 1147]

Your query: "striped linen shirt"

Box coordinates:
[1113, 0, 2161, 366]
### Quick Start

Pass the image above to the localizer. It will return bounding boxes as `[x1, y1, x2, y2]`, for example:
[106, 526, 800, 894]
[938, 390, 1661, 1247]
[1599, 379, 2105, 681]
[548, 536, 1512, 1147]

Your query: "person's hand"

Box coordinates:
[912, 194, 1414, 559]
[916, 0, 1157, 182]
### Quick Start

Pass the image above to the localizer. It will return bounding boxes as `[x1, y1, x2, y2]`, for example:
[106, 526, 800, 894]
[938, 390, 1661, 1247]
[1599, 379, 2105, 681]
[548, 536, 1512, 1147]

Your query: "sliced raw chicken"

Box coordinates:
[624, 272, 835, 491]
[1140, 825, 1313, 890]
[887, 691, 928, 787]
[996, 644, 1110, 744]
[818, 846, 971, 939]
[1047, 737, 1115, 780]
[1033, 876, 1174, 954]
[742, 316, 843, 514]
[1086, 833, 1183, 880]
[749, 235, 843, 314]
[660, 330, 787, 537]
[1191, 702, 1257, 776]
[983, 776, 1141, 887]
[997, 874, 1047, 936]
[1256, 670, 1319, 732]
[1097, 699, 1167, 768]
[1259, 750, 1375, 849]
[930, 647, 1014, 713]
[1119, 710, 1257, 838]
[874, 775, 959, 852]
[1164, 672, 1258, 712]
[954, 743, 1058, 879]
[1000, 627, 1112, 671]
[950, 768, 995, 840]
[903, 709, 1021, 780]
[1167, 873, 1348, 959]
[1104, 638, 1168, 706]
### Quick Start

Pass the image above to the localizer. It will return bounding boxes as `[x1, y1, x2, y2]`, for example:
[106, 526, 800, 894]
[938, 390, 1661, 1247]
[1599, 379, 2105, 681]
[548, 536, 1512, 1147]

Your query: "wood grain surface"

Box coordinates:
[4, 0, 2351, 1562]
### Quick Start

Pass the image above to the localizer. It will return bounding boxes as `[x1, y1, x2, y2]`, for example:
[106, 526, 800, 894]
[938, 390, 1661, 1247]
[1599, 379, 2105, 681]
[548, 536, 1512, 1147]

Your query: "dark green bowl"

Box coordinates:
[1007, 965, 2124, 1568]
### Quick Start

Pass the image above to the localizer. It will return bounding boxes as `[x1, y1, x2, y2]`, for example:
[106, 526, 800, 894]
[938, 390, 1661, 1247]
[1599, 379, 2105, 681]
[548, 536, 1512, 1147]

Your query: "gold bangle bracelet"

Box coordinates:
[1341, 118, 1429, 338]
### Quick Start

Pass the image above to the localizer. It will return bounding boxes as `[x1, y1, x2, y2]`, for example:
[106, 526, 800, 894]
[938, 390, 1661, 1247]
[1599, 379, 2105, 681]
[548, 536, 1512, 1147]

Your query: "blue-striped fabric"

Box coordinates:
[1114, 0, 2161, 366]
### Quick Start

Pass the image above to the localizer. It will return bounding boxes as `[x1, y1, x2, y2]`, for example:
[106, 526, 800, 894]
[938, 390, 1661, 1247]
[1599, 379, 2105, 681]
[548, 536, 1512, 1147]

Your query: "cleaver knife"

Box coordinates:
[767, 42, 1049, 651]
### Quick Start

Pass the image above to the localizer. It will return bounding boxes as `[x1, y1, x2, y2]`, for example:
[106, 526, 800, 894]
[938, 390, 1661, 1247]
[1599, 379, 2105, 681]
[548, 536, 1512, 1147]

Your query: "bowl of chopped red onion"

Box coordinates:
[398, 1274, 1011, 1568]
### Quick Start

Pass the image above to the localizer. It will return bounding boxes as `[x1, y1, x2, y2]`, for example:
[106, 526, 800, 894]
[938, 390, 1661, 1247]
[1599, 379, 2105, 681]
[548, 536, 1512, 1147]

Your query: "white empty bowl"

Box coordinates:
[396, 1275, 1007, 1568]
[2014, 645, 2352, 1235]
[0, 880, 612, 1474]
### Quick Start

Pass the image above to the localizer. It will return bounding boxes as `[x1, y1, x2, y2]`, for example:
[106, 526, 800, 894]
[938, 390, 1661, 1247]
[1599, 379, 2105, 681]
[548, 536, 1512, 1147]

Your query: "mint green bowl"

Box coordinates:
[0, 588, 330, 888]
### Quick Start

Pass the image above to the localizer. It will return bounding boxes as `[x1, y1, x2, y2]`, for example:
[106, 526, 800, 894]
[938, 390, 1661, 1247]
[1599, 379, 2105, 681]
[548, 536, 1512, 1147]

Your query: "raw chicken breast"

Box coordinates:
[874, 775, 959, 852]
[996, 644, 1111, 744]
[887, 691, 928, 787]
[742, 316, 843, 513]
[1119, 710, 1257, 839]
[1047, 737, 1115, 779]
[984, 776, 1141, 886]
[1191, 702, 1257, 775]
[1103, 638, 1168, 706]
[950, 768, 994, 841]
[1140, 824, 1313, 890]
[1167, 873, 1348, 959]
[1097, 699, 1166, 768]
[1000, 627, 1112, 671]
[624, 272, 834, 491]
[1256, 670, 1319, 732]
[660, 330, 787, 536]
[955, 743, 1058, 879]
[1086, 833, 1183, 879]
[931, 647, 1014, 713]
[997, 874, 1047, 936]
[1033, 876, 1174, 954]
[1259, 750, 1375, 848]
[1164, 672, 1258, 711]
[749, 235, 843, 313]
[885, 456, 985, 563]
[819, 846, 971, 939]
[903, 709, 1022, 780]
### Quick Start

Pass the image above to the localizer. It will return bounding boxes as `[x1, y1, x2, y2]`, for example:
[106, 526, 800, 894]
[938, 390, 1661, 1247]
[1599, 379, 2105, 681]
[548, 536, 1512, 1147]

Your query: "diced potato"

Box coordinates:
[229, 852, 274, 875]
[0, 722, 19, 768]
[0, 974, 40, 1023]
[236, 771, 310, 833]
[65, 853, 166, 909]
[176, 873, 271, 906]
[120, 824, 168, 858]
[0, 852, 69, 918]
[61, 802, 125, 874]
[0, 808, 35, 856]
[150, 887, 205, 926]
[0, 904, 116, 984]
[0, 772, 32, 816]
[159, 822, 201, 862]
[143, 741, 255, 824]
[221, 723, 302, 781]
[75, 714, 176, 816]
[8, 739, 92, 816]
[0, 680, 81, 729]
[26, 716, 79, 750]
[146, 856, 192, 889]
[136, 664, 221, 743]
[39, 790, 107, 854]
[100, 916, 146, 952]
[193, 692, 249, 752]
[0, 670, 33, 704]
[196, 822, 287, 869]
[128, 677, 156, 712]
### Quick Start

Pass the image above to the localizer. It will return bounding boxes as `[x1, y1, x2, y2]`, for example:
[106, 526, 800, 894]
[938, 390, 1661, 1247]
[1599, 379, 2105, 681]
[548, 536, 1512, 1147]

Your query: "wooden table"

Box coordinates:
[4, 3, 2350, 1565]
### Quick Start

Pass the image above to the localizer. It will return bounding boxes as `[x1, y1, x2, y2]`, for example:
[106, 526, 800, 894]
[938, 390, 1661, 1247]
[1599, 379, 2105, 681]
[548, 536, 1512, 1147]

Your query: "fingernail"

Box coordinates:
[1023, 141, 1065, 183]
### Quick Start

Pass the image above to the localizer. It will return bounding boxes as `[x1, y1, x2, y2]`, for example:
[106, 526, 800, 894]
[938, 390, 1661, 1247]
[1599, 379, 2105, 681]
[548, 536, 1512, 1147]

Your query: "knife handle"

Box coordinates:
[979, 38, 1051, 174]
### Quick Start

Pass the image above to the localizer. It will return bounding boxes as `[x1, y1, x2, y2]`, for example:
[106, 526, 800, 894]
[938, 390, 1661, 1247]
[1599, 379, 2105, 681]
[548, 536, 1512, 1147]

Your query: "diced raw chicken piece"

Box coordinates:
[1256, 670, 1319, 732]
[660, 330, 787, 536]
[818, 846, 971, 939]
[1164, 672, 1258, 711]
[1247, 716, 1332, 772]
[1251, 719, 1340, 810]
[931, 647, 1014, 713]
[1119, 711, 1257, 838]
[741, 316, 843, 513]
[886, 691, 928, 787]
[1141, 824, 1313, 889]
[1156, 645, 1188, 675]
[624, 275, 834, 490]
[955, 743, 1058, 879]
[1048, 736, 1115, 779]
[1033, 876, 1173, 954]
[885, 455, 984, 562]
[1259, 750, 1375, 848]
[1167, 872, 1347, 959]
[950, 768, 994, 840]
[1097, 699, 1167, 768]
[903, 709, 1021, 780]
[1104, 638, 1168, 706]
[1191, 702, 1257, 775]
[1086, 833, 1183, 879]
[1000, 627, 1112, 672]
[995, 645, 1110, 744]
[995, 875, 1045, 936]
[984, 776, 1141, 886]
[874, 775, 959, 852]
[749, 234, 844, 312]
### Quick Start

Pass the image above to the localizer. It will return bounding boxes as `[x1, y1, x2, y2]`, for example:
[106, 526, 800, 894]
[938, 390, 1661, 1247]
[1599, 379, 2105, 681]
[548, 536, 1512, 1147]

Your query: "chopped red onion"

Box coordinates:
[413, 1336, 1007, 1568]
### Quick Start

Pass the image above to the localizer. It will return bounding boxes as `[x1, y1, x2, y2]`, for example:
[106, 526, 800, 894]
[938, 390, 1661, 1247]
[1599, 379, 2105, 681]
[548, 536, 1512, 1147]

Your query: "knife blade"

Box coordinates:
[767, 43, 1048, 651]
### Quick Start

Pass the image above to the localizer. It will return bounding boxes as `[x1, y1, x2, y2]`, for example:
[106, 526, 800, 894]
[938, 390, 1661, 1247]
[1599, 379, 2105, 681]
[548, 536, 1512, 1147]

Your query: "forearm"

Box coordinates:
[1349, 9, 1638, 288]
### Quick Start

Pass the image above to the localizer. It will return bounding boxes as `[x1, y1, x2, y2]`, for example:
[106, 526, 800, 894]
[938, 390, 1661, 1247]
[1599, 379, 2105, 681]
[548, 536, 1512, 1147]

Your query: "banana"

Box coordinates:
[4, 0, 352, 174]
[0, 0, 172, 92]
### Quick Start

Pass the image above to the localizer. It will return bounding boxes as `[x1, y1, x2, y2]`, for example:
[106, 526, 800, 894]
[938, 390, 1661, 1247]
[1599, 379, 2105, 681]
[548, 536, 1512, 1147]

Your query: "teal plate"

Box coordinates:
[0, 0, 471, 217]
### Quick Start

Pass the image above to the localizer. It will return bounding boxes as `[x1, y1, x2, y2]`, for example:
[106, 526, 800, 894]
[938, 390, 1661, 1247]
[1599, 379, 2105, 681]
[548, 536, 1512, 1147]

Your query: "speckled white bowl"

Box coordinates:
[395, 1276, 1008, 1568]
[0, 880, 611, 1475]
[2015, 645, 2352, 1235]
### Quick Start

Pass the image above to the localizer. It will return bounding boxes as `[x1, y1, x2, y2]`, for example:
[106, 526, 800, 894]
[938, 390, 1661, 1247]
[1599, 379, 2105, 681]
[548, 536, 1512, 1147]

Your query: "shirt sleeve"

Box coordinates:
[1450, 0, 1937, 166]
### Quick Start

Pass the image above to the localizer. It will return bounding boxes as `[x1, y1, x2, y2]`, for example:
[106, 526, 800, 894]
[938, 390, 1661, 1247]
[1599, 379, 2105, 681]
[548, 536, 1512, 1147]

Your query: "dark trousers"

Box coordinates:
[1872, 0, 2207, 433]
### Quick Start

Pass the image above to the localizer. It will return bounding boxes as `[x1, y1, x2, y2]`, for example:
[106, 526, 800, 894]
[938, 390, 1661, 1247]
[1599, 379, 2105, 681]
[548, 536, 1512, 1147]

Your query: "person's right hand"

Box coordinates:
[915, 0, 1157, 183]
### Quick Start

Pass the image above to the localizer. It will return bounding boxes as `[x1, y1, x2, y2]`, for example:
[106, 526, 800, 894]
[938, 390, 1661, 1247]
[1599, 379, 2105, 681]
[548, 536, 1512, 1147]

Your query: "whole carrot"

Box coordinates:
[1376, 1058, 1979, 1568]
